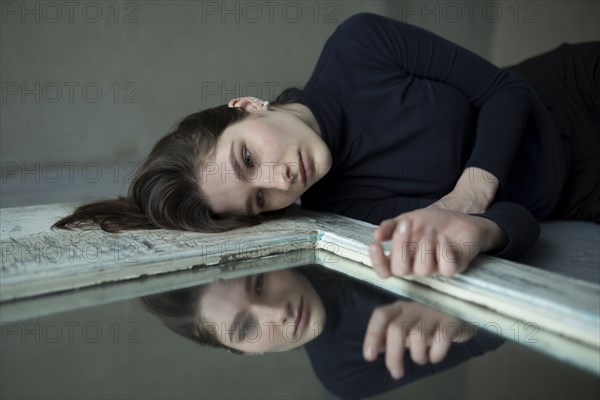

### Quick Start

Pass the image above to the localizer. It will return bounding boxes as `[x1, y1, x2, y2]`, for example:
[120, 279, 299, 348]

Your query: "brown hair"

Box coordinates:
[51, 91, 300, 233]
[139, 283, 246, 356]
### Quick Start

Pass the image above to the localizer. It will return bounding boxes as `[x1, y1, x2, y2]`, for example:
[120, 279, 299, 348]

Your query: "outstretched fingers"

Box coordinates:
[373, 218, 407, 242]
[369, 242, 391, 279]
[371, 218, 415, 278]
[363, 303, 403, 364]
[390, 219, 413, 277]
[413, 225, 438, 277]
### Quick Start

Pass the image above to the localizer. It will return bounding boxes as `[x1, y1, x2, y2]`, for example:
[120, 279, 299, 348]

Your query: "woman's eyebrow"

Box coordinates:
[228, 275, 253, 343]
[229, 141, 256, 216]
[229, 141, 246, 183]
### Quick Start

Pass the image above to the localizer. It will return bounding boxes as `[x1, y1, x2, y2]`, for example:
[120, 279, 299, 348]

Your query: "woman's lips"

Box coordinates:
[298, 153, 306, 186]
[300, 152, 313, 187]
[294, 296, 307, 336]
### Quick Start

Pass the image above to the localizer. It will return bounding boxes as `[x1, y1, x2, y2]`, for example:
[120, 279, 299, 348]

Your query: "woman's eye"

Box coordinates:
[255, 273, 264, 295]
[243, 148, 254, 167]
[256, 190, 265, 208]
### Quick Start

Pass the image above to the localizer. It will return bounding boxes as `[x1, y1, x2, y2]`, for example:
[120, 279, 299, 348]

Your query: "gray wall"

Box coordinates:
[1, 1, 599, 399]
[2, 0, 598, 207]
[2, 1, 598, 165]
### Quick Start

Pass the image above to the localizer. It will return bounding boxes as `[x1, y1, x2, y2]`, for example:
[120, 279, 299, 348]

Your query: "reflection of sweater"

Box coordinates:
[293, 13, 567, 260]
[298, 266, 505, 400]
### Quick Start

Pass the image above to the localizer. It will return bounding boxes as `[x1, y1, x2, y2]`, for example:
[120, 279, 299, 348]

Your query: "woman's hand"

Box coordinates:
[363, 300, 477, 379]
[369, 207, 504, 278]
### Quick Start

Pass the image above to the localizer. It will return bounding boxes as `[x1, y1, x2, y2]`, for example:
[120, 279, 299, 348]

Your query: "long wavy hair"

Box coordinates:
[51, 89, 301, 233]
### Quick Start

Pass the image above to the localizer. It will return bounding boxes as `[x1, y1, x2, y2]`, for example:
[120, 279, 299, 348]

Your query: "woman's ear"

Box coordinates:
[227, 97, 266, 112]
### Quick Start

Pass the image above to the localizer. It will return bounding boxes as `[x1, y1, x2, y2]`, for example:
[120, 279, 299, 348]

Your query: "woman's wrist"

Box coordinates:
[427, 168, 499, 214]
[454, 167, 499, 211]
[475, 216, 508, 253]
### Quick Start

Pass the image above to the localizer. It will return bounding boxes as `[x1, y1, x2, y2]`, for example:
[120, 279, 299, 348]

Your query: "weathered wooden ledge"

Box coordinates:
[1, 202, 598, 374]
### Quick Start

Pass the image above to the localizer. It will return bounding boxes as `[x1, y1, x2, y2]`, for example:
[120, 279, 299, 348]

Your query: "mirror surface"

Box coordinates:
[2, 263, 598, 400]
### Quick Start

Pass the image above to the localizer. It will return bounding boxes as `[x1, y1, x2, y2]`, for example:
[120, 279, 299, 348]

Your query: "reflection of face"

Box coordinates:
[203, 100, 332, 216]
[199, 269, 327, 354]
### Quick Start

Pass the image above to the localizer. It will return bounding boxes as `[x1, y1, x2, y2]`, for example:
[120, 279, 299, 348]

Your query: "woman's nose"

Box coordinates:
[258, 163, 294, 191]
[251, 301, 294, 325]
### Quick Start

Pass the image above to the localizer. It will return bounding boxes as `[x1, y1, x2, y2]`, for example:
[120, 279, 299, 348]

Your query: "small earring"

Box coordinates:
[261, 101, 269, 108]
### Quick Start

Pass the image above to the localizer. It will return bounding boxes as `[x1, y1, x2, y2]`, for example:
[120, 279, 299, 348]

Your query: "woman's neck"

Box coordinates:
[275, 103, 322, 138]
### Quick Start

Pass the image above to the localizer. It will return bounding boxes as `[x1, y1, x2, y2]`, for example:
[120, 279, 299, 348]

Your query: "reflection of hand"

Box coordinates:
[369, 207, 496, 277]
[363, 300, 476, 379]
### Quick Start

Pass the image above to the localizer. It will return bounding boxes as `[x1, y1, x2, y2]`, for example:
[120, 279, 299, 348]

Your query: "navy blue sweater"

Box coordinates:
[295, 13, 568, 260]
[299, 266, 505, 399]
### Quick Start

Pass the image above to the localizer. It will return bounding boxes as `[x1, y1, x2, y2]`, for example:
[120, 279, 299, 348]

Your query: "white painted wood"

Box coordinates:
[0, 202, 319, 300]
[1, 202, 599, 374]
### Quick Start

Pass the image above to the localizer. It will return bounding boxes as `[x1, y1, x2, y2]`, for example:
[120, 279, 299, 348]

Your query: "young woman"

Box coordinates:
[141, 265, 504, 399]
[53, 13, 599, 279]
[51, 12, 596, 398]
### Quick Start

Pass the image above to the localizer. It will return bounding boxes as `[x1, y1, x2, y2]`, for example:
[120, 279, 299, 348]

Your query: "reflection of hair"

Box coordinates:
[139, 284, 246, 356]
[51, 89, 301, 233]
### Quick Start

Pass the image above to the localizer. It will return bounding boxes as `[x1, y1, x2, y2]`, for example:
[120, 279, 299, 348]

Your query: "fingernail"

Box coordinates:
[399, 220, 408, 234]
[365, 346, 374, 359]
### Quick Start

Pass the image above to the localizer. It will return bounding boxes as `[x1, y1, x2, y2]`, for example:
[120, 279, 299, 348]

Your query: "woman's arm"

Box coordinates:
[429, 167, 500, 214]
[324, 14, 542, 267]
[337, 13, 533, 194]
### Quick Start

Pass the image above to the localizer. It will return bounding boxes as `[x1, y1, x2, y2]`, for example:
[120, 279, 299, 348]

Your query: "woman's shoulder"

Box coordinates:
[336, 12, 406, 37]
[303, 12, 405, 90]
[339, 12, 393, 31]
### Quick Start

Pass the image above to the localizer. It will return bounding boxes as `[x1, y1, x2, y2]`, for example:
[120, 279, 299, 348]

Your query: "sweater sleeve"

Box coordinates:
[336, 13, 533, 194]
[337, 196, 437, 225]
[315, 329, 505, 400]
[470, 201, 541, 260]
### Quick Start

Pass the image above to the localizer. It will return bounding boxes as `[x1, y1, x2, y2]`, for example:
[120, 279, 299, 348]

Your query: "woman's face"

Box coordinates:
[202, 97, 332, 216]
[199, 269, 327, 354]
